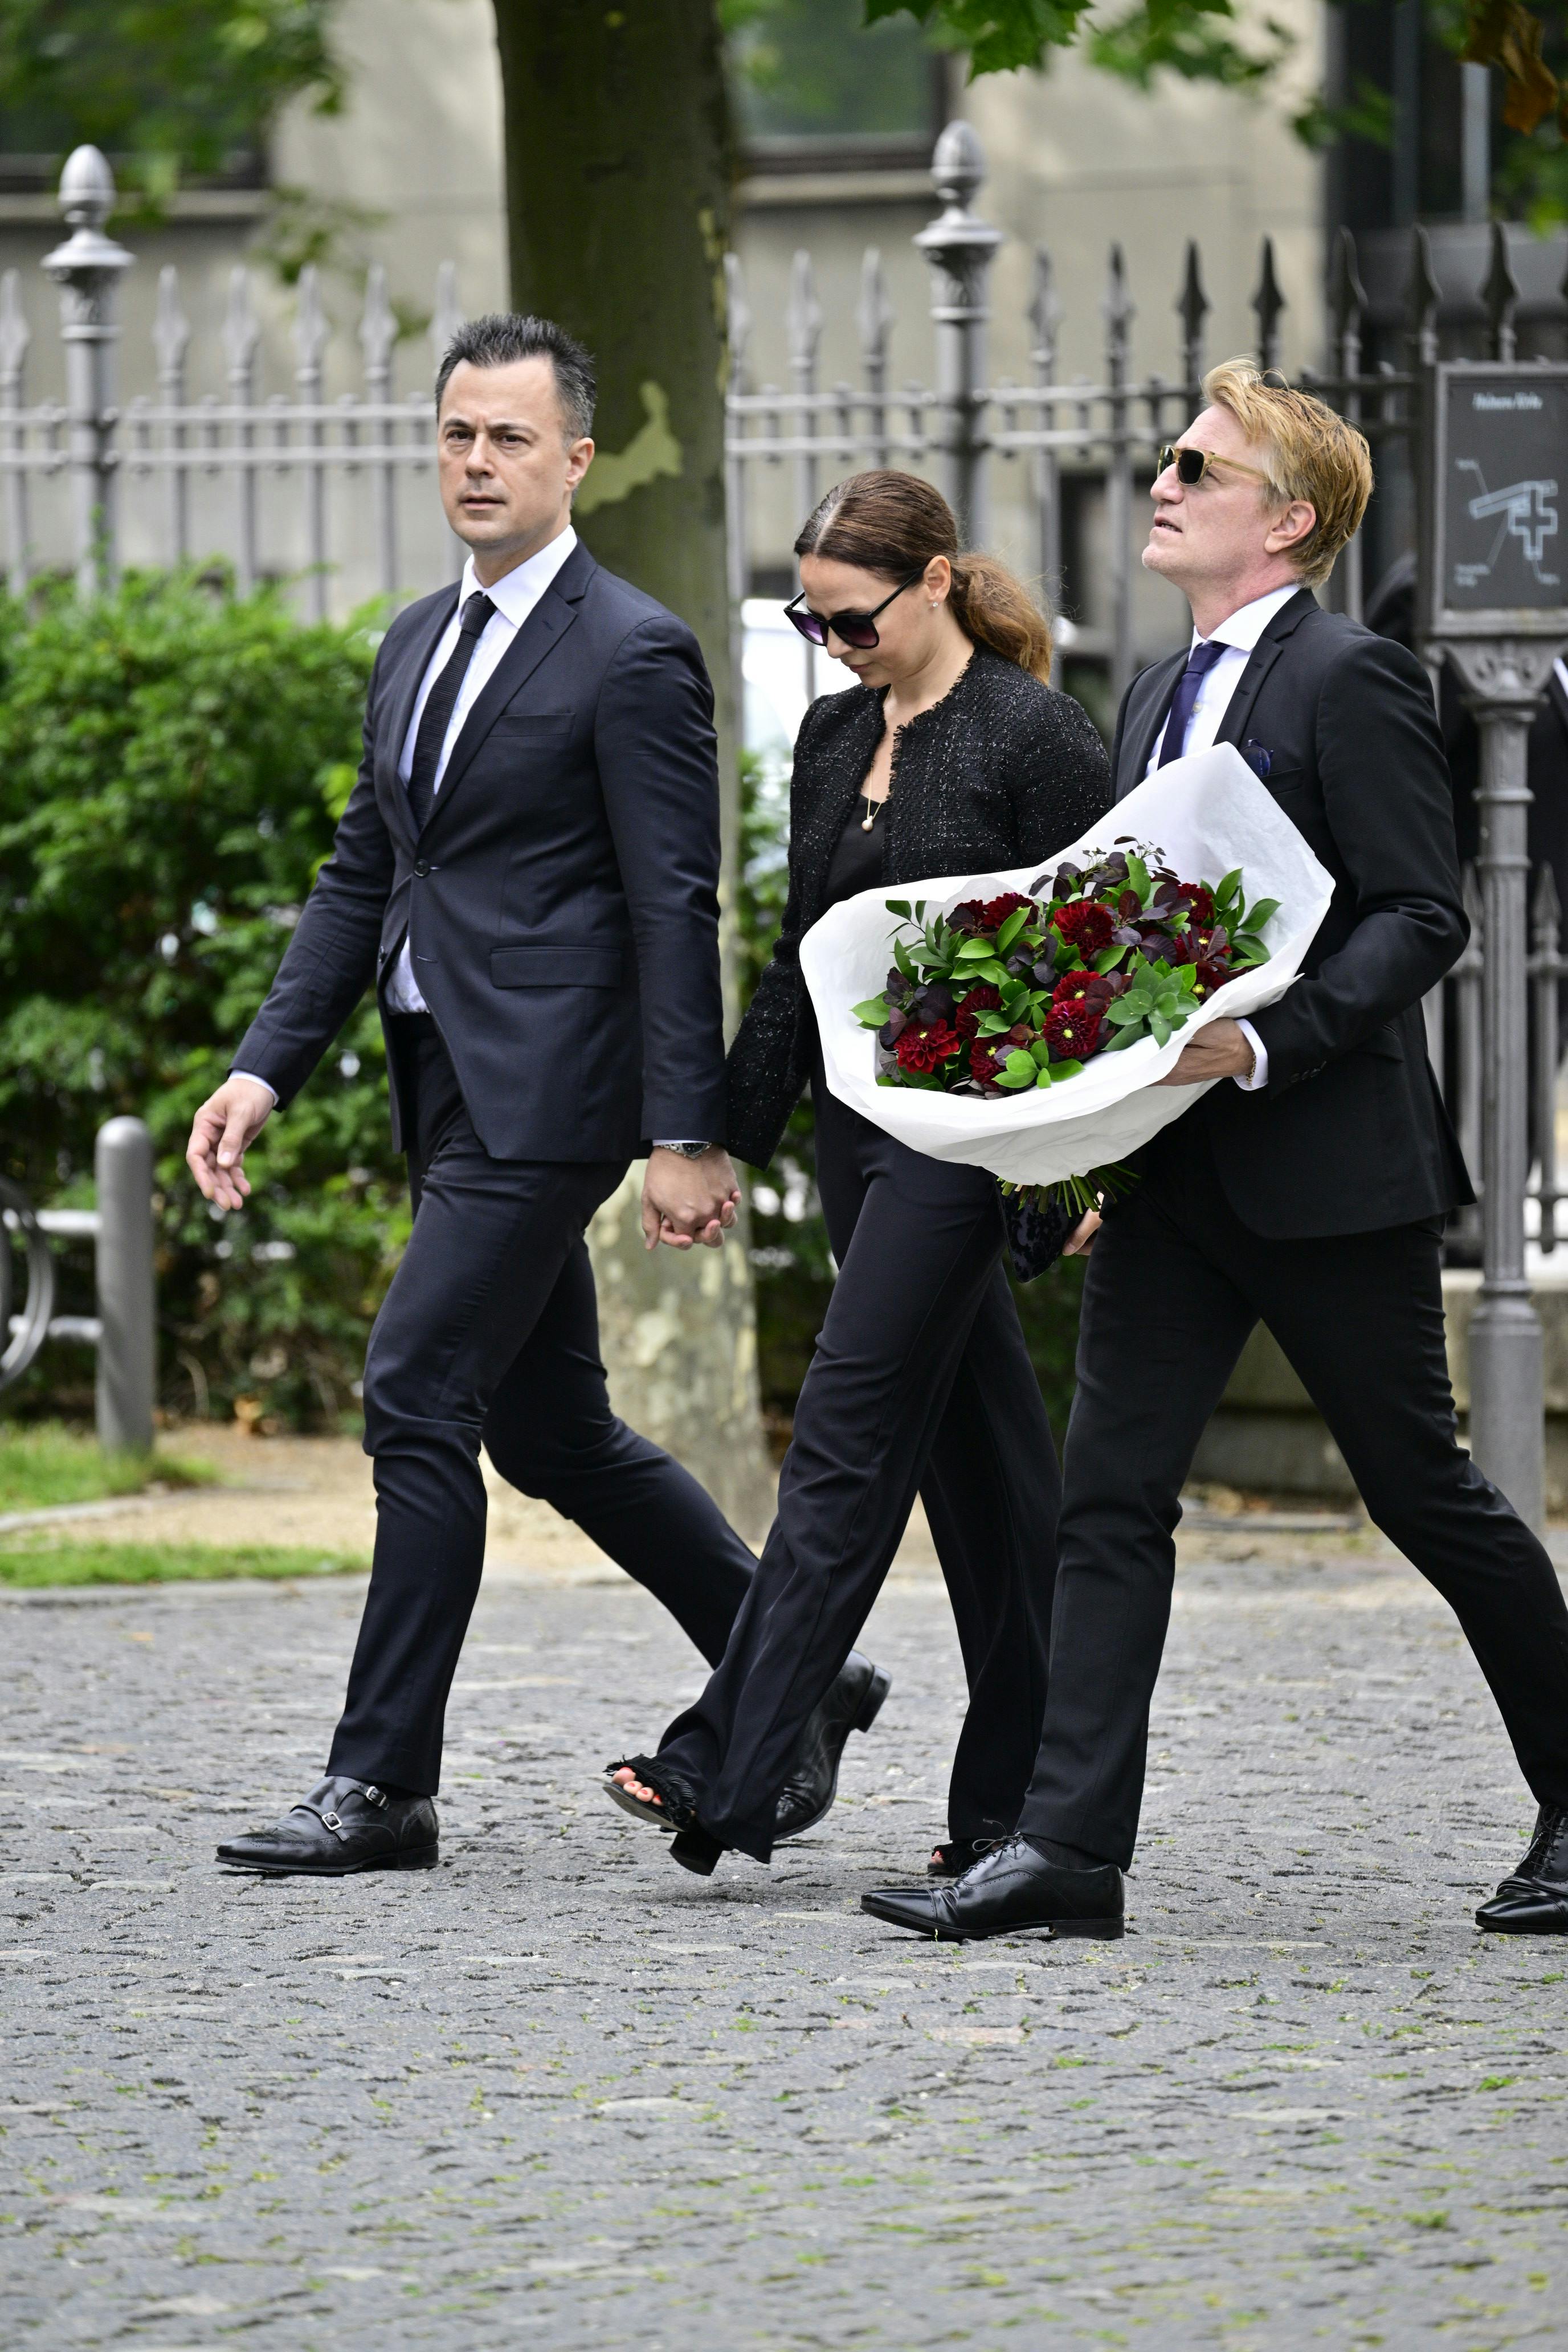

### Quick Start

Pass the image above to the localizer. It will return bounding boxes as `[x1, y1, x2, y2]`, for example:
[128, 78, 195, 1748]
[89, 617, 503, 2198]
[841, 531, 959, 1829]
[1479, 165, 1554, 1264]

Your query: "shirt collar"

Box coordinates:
[1192, 581, 1301, 655]
[459, 524, 577, 626]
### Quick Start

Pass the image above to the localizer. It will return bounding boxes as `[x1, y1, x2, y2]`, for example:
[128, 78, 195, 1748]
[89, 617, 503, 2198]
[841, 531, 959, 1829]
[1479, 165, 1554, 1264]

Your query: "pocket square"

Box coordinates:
[1242, 740, 1273, 779]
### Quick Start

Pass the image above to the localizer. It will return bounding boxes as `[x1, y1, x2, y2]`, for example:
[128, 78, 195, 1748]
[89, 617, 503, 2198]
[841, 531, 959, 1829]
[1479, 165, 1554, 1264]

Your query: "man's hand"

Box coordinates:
[641, 1146, 742, 1251]
[1156, 1016, 1255, 1088]
[1063, 1209, 1101, 1257]
[186, 1077, 276, 1211]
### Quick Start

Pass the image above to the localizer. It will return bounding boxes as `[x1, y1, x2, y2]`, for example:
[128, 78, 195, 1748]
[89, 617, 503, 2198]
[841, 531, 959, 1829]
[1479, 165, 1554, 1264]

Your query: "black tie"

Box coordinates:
[1156, 637, 1228, 767]
[407, 590, 495, 832]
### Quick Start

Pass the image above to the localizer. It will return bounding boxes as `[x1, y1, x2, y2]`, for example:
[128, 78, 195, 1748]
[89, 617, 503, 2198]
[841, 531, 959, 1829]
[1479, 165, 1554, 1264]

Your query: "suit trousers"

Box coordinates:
[655, 1064, 1061, 1862]
[1018, 1119, 1568, 1868]
[327, 1016, 757, 1792]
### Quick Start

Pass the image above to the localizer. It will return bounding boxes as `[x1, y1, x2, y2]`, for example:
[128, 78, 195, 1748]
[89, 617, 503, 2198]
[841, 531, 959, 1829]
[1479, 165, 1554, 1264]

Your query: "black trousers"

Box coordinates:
[327, 1018, 757, 1792]
[655, 1065, 1061, 1863]
[1018, 1121, 1568, 1869]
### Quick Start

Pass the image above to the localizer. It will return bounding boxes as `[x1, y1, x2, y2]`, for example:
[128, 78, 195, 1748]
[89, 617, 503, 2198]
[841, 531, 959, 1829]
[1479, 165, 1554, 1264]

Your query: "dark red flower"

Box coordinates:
[1042, 1001, 1103, 1061]
[1052, 899, 1115, 959]
[1052, 971, 1117, 1014]
[954, 982, 1003, 1040]
[969, 1038, 1007, 1088]
[896, 1019, 963, 1074]
[979, 891, 1035, 932]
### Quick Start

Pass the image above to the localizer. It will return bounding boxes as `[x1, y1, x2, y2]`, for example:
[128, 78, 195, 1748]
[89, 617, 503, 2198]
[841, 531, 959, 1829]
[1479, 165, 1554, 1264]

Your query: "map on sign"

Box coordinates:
[1455, 463, 1559, 591]
[1439, 374, 1568, 616]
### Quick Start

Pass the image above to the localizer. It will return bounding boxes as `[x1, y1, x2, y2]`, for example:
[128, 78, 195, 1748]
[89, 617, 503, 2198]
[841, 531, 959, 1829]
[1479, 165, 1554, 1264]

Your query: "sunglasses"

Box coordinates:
[1155, 444, 1276, 489]
[783, 569, 925, 651]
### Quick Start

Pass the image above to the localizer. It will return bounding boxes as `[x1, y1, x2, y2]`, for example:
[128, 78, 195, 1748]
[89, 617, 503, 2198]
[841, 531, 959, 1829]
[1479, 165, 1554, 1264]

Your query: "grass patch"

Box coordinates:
[0, 1421, 217, 1516]
[0, 1542, 366, 1588]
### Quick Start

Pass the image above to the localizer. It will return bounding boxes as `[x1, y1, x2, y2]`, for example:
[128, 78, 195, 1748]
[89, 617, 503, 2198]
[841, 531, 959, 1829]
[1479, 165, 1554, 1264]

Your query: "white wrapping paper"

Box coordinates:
[798, 743, 1334, 1187]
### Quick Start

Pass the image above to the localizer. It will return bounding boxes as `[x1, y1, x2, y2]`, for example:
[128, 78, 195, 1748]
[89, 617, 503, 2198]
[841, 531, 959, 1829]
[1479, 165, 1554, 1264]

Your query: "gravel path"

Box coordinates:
[2, 1544, 1565, 2349]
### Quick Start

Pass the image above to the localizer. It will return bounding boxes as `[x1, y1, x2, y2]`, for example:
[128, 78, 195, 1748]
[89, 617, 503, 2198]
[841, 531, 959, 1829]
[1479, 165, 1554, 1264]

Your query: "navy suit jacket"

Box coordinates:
[232, 541, 728, 1162]
[1112, 586, 1475, 1237]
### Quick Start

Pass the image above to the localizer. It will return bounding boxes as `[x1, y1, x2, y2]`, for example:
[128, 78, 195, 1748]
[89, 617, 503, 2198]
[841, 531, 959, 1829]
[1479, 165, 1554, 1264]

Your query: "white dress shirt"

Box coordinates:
[1143, 582, 1302, 1093]
[236, 526, 579, 1100]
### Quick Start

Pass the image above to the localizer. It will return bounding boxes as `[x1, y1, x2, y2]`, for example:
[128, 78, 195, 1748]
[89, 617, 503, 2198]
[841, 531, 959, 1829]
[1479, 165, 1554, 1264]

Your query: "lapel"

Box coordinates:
[429, 540, 597, 820]
[1117, 651, 1187, 797]
[1213, 586, 1318, 755]
[377, 586, 460, 848]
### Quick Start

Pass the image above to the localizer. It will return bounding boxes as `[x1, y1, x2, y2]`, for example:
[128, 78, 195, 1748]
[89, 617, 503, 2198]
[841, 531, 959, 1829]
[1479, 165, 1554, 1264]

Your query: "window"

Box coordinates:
[728, 0, 949, 169]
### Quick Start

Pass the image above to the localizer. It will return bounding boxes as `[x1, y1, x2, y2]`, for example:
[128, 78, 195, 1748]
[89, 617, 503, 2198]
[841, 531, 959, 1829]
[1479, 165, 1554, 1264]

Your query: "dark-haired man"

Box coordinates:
[863, 360, 1568, 1944]
[188, 315, 884, 1876]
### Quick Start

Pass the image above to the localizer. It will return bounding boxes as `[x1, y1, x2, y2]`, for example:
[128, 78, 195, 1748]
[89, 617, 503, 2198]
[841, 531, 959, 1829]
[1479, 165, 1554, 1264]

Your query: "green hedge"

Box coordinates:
[0, 573, 404, 1430]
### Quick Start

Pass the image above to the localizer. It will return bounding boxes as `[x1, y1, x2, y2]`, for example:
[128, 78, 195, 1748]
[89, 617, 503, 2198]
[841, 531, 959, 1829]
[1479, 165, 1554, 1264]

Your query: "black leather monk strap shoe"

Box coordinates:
[1476, 1804, 1568, 1934]
[774, 1652, 892, 1840]
[861, 1832, 1124, 1942]
[217, 1777, 439, 1877]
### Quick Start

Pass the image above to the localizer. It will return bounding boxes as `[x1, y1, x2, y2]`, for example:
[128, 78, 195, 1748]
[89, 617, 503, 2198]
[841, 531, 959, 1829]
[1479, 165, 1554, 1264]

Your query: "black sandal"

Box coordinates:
[602, 1755, 700, 1835]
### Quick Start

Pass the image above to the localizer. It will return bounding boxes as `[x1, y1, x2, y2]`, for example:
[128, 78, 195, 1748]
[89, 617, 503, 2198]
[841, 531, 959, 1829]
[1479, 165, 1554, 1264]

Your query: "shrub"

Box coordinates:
[0, 572, 404, 1430]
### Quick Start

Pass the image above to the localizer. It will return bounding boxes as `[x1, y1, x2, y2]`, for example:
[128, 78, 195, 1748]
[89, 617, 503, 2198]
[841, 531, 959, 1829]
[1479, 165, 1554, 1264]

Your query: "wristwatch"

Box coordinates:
[655, 1140, 712, 1159]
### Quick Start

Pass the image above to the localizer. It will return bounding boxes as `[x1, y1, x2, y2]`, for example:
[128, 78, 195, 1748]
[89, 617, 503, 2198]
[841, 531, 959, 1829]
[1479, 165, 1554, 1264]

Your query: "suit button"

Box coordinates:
[413, 858, 430, 878]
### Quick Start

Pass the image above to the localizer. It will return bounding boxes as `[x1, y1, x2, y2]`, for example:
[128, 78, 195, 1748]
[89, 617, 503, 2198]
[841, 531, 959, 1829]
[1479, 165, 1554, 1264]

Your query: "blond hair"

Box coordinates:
[795, 469, 1054, 682]
[1200, 360, 1373, 588]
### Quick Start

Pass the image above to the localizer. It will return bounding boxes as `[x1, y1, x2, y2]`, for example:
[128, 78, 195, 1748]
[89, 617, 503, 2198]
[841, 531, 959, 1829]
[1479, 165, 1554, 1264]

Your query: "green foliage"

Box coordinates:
[0, 1540, 366, 1585]
[0, 2, 344, 210]
[0, 1420, 211, 1512]
[0, 572, 405, 1432]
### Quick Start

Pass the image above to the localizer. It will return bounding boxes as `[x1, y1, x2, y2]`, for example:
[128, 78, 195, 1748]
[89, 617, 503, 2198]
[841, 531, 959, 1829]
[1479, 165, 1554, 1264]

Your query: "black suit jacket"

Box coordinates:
[1113, 586, 1475, 1238]
[232, 541, 728, 1162]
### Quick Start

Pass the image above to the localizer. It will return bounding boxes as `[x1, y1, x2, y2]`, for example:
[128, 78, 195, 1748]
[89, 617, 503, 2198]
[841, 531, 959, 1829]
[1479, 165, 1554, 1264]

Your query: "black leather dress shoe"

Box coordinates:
[861, 1832, 1124, 1942]
[774, 1652, 891, 1840]
[217, 1777, 439, 1877]
[1476, 1803, 1568, 1933]
[928, 1837, 1002, 1879]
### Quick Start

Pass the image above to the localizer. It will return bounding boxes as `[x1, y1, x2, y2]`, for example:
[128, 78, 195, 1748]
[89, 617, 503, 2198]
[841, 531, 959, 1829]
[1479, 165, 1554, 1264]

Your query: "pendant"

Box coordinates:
[861, 811, 874, 831]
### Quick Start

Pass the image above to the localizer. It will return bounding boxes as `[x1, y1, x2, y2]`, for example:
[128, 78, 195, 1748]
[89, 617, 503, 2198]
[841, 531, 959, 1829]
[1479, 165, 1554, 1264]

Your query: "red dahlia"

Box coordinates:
[1052, 899, 1115, 958]
[1043, 1001, 1103, 1060]
[969, 1038, 1008, 1087]
[896, 1019, 962, 1073]
[1052, 971, 1117, 1012]
[955, 982, 1003, 1040]
[979, 891, 1035, 932]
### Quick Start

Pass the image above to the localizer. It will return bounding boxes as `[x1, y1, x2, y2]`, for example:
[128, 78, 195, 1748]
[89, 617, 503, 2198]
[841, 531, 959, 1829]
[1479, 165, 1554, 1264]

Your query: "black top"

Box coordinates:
[726, 643, 1110, 1174]
[822, 795, 891, 910]
[1110, 585, 1474, 1238]
[232, 540, 728, 1162]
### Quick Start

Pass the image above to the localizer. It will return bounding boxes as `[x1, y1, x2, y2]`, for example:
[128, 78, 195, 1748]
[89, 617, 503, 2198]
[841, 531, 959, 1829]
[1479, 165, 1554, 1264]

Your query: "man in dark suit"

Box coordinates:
[864, 361, 1568, 1943]
[187, 313, 881, 1876]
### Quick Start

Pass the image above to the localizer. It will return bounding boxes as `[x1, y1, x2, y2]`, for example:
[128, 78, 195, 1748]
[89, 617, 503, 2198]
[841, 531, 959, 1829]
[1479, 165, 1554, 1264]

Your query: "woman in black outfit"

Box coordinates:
[608, 470, 1110, 1876]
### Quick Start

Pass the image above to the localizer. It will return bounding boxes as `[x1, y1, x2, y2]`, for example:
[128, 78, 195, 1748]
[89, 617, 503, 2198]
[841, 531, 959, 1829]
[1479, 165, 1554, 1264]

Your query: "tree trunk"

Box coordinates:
[490, 0, 772, 1537]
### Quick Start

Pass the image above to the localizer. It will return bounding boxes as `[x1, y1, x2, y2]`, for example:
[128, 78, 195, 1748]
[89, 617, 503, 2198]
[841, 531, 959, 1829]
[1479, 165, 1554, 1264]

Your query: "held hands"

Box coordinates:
[641, 1146, 742, 1251]
[186, 1076, 276, 1211]
[1155, 1016, 1255, 1089]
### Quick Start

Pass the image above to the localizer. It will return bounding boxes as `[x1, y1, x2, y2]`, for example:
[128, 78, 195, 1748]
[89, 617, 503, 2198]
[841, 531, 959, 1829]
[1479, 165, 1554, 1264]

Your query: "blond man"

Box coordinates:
[865, 361, 1568, 1943]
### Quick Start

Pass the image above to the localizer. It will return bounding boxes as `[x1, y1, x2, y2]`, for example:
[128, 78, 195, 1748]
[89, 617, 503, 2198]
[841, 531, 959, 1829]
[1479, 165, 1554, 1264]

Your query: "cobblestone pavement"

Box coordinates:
[2, 1544, 1566, 2351]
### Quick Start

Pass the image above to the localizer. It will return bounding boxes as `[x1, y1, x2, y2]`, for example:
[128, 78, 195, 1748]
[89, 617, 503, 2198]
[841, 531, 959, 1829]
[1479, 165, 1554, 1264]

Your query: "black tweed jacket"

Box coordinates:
[728, 644, 1112, 1175]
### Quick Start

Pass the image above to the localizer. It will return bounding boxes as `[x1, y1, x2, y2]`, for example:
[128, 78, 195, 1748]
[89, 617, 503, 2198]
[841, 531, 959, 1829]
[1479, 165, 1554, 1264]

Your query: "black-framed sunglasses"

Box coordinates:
[1155, 443, 1275, 489]
[783, 569, 926, 651]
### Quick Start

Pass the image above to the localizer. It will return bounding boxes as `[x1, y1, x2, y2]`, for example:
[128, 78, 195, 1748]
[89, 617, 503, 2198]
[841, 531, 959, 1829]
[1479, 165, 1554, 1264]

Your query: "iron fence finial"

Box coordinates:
[1176, 242, 1208, 394]
[430, 262, 463, 372]
[1404, 224, 1440, 366]
[1480, 220, 1520, 364]
[1251, 236, 1285, 374]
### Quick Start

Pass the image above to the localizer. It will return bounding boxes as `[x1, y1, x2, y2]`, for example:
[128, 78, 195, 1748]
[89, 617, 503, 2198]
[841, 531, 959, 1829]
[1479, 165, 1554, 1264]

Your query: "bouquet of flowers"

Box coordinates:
[855, 847, 1277, 1106]
[798, 744, 1334, 1208]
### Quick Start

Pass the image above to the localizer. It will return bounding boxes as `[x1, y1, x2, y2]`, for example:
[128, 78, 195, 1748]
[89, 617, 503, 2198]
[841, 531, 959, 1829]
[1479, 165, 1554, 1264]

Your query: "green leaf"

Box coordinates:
[1245, 897, 1280, 930]
[1048, 1057, 1084, 1081]
[892, 938, 917, 979]
[1092, 944, 1128, 973]
[1125, 853, 1151, 901]
[1216, 867, 1243, 904]
[1105, 1019, 1146, 1050]
[976, 1011, 1011, 1035]
[995, 905, 1030, 956]
[886, 899, 912, 918]
[956, 937, 995, 961]
[852, 995, 891, 1027]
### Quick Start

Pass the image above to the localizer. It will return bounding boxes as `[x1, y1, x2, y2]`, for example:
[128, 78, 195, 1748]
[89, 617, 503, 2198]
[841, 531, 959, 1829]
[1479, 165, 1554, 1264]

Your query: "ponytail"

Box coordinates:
[794, 469, 1053, 684]
[949, 551, 1054, 683]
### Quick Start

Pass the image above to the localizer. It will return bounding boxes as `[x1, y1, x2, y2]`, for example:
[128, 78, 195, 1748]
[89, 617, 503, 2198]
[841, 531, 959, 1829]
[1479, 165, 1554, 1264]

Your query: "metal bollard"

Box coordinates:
[94, 1117, 154, 1455]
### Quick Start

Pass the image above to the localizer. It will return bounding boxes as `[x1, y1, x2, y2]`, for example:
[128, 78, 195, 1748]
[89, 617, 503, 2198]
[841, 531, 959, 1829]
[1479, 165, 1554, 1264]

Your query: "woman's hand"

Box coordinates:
[1063, 1210, 1101, 1257]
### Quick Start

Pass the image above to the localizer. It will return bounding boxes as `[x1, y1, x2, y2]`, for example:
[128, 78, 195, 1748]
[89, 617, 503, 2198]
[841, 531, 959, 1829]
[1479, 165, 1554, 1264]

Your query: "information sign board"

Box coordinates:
[1422, 363, 1568, 640]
